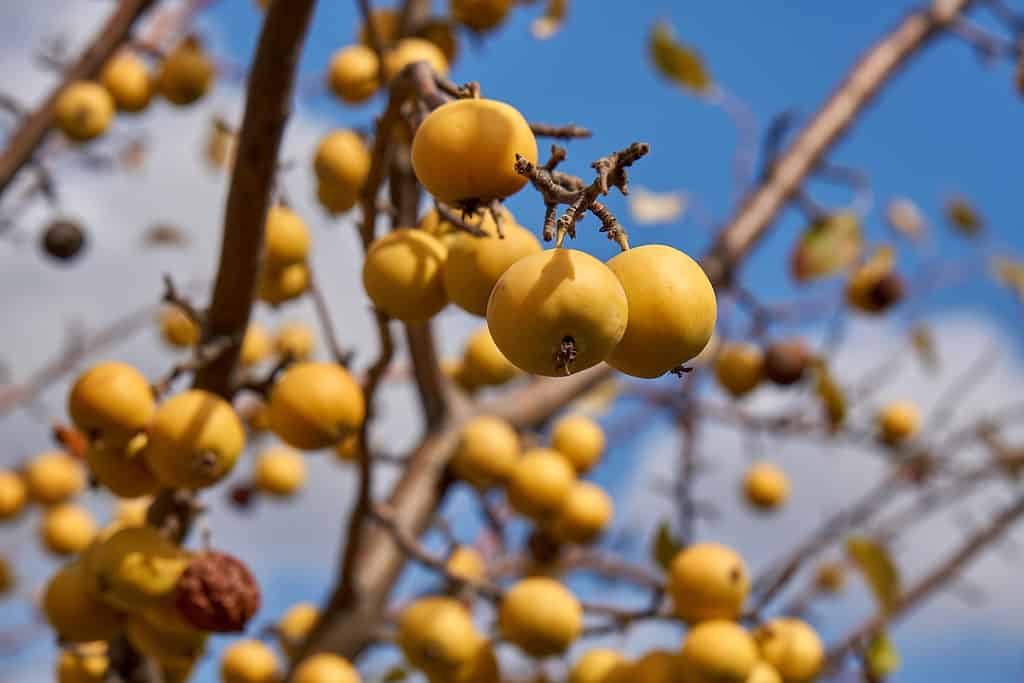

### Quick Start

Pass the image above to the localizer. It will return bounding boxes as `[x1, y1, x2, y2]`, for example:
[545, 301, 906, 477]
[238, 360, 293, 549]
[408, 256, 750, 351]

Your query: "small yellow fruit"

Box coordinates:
[221, 639, 280, 683]
[413, 99, 536, 205]
[628, 650, 680, 683]
[68, 361, 156, 446]
[0, 469, 28, 520]
[125, 614, 207, 670]
[487, 249, 628, 376]
[742, 461, 789, 511]
[314, 130, 371, 203]
[499, 577, 582, 657]
[457, 326, 519, 390]
[42, 503, 97, 555]
[877, 400, 920, 444]
[255, 446, 307, 496]
[267, 362, 366, 450]
[328, 44, 380, 104]
[85, 525, 190, 612]
[101, 52, 152, 113]
[44, 562, 122, 642]
[606, 245, 717, 378]
[86, 434, 161, 498]
[506, 448, 576, 521]
[441, 641, 500, 683]
[317, 179, 358, 215]
[362, 228, 448, 321]
[259, 262, 310, 305]
[54, 81, 115, 142]
[143, 389, 245, 489]
[443, 216, 541, 316]
[274, 321, 316, 359]
[57, 642, 109, 683]
[754, 618, 824, 683]
[399, 597, 481, 677]
[294, 653, 361, 683]
[450, 415, 519, 490]
[160, 306, 200, 348]
[334, 434, 361, 462]
[357, 8, 401, 46]
[746, 662, 783, 683]
[241, 323, 274, 366]
[264, 205, 311, 268]
[446, 545, 486, 583]
[24, 450, 85, 505]
[714, 343, 765, 398]
[384, 38, 449, 80]
[669, 542, 749, 624]
[814, 561, 846, 594]
[680, 620, 759, 683]
[548, 481, 613, 545]
[451, 0, 512, 31]
[277, 602, 319, 659]
[551, 414, 605, 474]
[569, 649, 627, 683]
[157, 37, 215, 106]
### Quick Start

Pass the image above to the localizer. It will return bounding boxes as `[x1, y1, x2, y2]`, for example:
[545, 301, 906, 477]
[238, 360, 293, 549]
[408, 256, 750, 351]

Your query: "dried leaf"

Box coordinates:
[119, 138, 147, 172]
[143, 223, 190, 248]
[530, 0, 567, 40]
[846, 537, 900, 614]
[910, 324, 939, 372]
[991, 256, 1024, 304]
[628, 186, 687, 225]
[652, 521, 682, 571]
[865, 630, 901, 678]
[649, 21, 712, 93]
[204, 117, 237, 171]
[791, 212, 863, 283]
[944, 196, 983, 236]
[885, 197, 925, 240]
[381, 665, 409, 682]
[812, 358, 846, 429]
[567, 378, 621, 419]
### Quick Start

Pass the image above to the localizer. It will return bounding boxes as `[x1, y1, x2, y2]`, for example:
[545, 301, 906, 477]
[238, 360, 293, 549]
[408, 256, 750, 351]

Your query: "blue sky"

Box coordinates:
[1, 1, 1023, 681]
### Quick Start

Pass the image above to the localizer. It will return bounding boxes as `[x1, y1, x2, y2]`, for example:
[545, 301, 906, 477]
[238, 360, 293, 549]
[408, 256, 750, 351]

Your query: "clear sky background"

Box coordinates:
[0, 1, 1022, 681]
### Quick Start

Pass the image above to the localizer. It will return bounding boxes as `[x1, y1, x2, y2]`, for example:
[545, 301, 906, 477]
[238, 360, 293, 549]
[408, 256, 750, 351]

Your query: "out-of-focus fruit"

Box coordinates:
[267, 362, 366, 450]
[668, 542, 749, 624]
[55, 82, 114, 142]
[450, 415, 519, 490]
[506, 448, 576, 521]
[499, 577, 582, 657]
[362, 228, 448, 322]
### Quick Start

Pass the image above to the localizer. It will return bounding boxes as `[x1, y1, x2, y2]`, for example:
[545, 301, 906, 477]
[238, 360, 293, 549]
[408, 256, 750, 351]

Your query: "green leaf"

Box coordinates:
[791, 212, 864, 282]
[649, 21, 712, 93]
[865, 630, 901, 678]
[652, 521, 682, 571]
[846, 537, 901, 613]
[944, 196, 984, 236]
[812, 358, 846, 429]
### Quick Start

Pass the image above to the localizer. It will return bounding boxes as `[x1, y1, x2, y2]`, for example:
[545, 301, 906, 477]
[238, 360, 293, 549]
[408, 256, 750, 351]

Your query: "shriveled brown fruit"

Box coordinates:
[174, 550, 260, 632]
[763, 339, 811, 386]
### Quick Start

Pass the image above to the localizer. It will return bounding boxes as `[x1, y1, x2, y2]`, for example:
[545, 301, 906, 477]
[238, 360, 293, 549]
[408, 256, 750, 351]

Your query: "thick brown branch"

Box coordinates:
[701, 0, 976, 285]
[0, 0, 157, 199]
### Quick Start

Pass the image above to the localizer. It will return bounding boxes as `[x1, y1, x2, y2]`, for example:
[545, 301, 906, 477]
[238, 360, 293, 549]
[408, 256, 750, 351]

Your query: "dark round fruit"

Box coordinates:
[41, 219, 86, 262]
[764, 339, 811, 386]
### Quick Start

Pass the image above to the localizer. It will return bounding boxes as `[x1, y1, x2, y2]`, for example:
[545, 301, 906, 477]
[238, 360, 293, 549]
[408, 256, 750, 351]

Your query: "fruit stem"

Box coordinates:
[555, 336, 578, 376]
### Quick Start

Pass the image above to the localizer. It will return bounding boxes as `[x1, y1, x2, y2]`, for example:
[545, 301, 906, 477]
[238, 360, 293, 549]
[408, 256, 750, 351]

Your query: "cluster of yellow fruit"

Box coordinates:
[259, 206, 314, 305]
[572, 543, 823, 683]
[358, 95, 719, 378]
[452, 413, 613, 544]
[313, 130, 371, 215]
[54, 38, 215, 143]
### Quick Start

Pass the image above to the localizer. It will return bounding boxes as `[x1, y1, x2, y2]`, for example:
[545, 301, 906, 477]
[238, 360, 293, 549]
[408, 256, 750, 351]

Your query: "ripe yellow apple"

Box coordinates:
[506, 448, 576, 521]
[220, 639, 280, 683]
[267, 362, 366, 450]
[398, 597, 482, 678]
[24, 450, 84, 505]
[754, 618, 824, 683]
[84, 525, 190, 612]
[101, 52, 152, 113]
[86, 434, 161, 498]
[669, 542, 749, 623]
[314, 130, 371, 204]
[714, 342, 765, 398]
[551, 414, 605, 474]
[41, 503, 97, 555]
[159, 306, 200, 348]
[277, 603, 319, 659]
[68, 361, 155, 446]
[264, 205, 311, 268]
[55, 81, 114, 142]
[362, 228, 448, 322]
[742, 461, 790, 511]
[499, 577, 582, 657]
[548, 480, 613, 544]
[680, 620, 759, 683]
[157, 37, 215, 106]
[450, 415, 519, 489]
[254, 446, 307, 497]
[328, 44, 380, 104]
[877, 400, 920, 444]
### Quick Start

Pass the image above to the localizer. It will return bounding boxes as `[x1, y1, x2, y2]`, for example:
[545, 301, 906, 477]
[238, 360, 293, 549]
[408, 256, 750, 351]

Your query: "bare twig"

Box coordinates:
[306, 264, 354, 367]
[529, 122, 592, 139]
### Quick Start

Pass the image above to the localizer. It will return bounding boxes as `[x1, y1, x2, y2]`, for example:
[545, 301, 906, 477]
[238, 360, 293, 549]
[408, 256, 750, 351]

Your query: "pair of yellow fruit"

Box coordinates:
[220, 640, 360, 683]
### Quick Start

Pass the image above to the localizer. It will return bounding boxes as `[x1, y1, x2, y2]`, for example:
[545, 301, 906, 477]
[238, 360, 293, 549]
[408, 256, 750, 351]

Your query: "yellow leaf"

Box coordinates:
[944, 196, 983, 236]
[567, 378, 621, 419]
[628, 186, 687, 225]
[846, 537, 901, 613]
[791, 212, 863, 282]
[204, 117, 236, 171]
[910, 325, 939, 372]
[812, 358, 846, 429]
[992, 256, 1024, 304]
[866, 630, 901, 677]
[530, 0, 567, 40]
[885, 197, 925, 240]
[652, 521, 682, 571]
[649, 21, 712, 93]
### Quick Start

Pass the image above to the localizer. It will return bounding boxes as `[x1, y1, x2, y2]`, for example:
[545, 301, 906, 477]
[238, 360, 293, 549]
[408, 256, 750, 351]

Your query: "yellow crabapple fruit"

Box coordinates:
[440, 640, 500, 683]
[293, 654, 361, 683]
[42, 503, 97, 555]
[240, 323, 273, 366]
[57, 642, 109, 683]
[44, 562, 122, 642]
[456, 326, 519, 391]
[68, 361, 155, 446]
[384, 38, 448, 80]
[220, 639, 280, 683]
[277, 603, 319, 659]
[259, 261, 310, 305]
[84, 525, 190, 612]
[742, 461, 790, 511]
[446, 546, 486, 583]
[680, 620, 759, 683]
[450, 415, 519, 490]
[628, 650, 680, 683]
[487, 249, 628, 377]
[264, 205, 311, 268]
[267, 362, 366, 450]
[569, 649, 627, 683]
[499, 577, 582, 657]
[101, 52, 152, 113]
[506, 448, 576, 521]
[328, 44, 379, 104]
[753, 618, 824, 683]
[124, 614, 207, 671]
[669, 542, 749, 624]
[274, 321, 316, 359]
[451, 0, 513, 32]
[334, 434, 360, 463]
[86, 434, 161, 499]
[160, 306, 200, 348]
[551, 414, 605, 474]
[157, 37, 215, 106]
[314, 130, 371, 200]
[24, 450, 85, 505]
[714, 342, 765, 398]
[398, 596, 482, 678]
[254, 446, 307, 497]
[548, 480, 613, 545]
[412, 98, 537, 206]
[362, 228, 448, 322]
[0, 469, 28, 520]
[54, 81, 114, 142]
[877, 400, 920, 444]
[605, 245, 717, 378]
[143, 389, 245, 489]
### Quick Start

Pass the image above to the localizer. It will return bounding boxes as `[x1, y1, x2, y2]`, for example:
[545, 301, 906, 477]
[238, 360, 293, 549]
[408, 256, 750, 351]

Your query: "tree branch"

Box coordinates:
[0, 0, 157, 199]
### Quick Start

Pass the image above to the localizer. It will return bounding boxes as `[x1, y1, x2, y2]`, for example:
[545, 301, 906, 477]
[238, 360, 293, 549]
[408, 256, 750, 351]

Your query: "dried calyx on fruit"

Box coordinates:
[174, 550, 260, 632]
